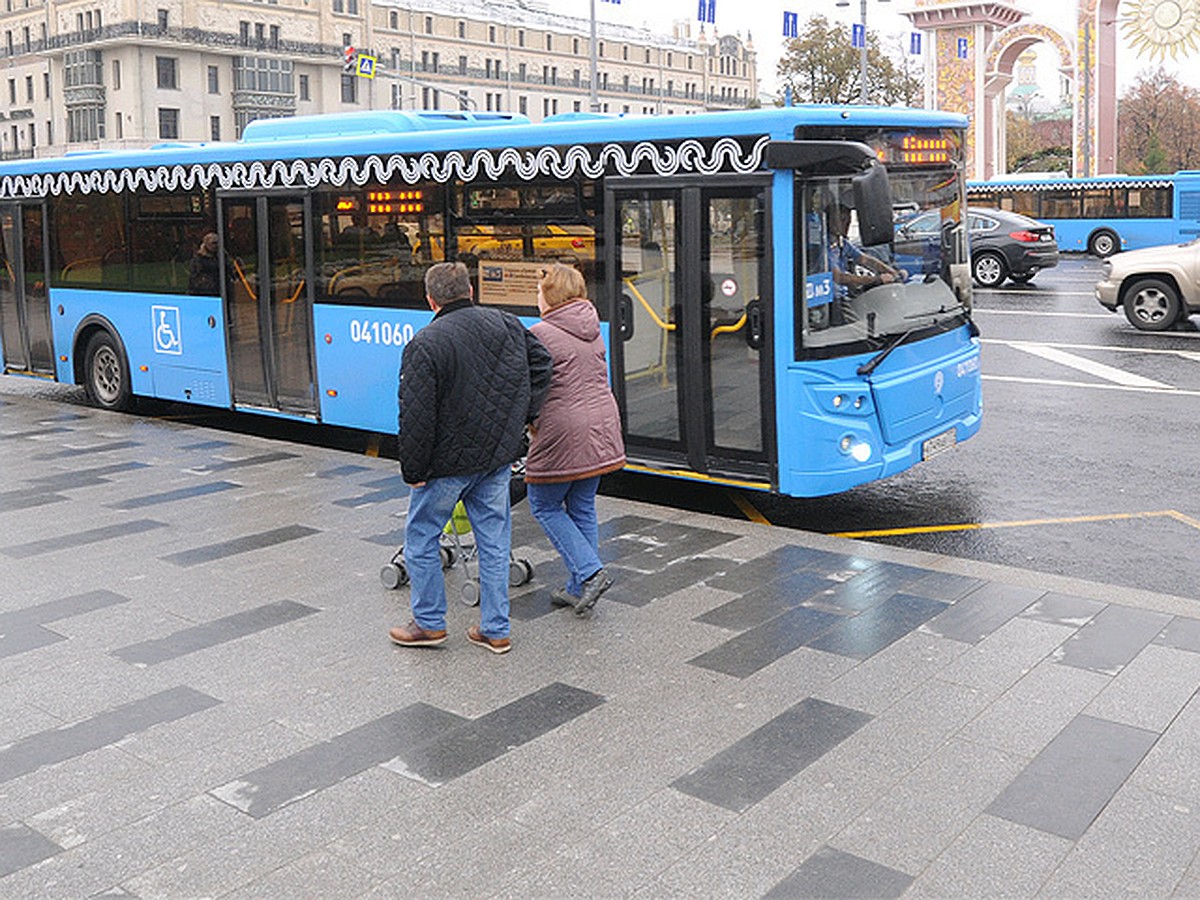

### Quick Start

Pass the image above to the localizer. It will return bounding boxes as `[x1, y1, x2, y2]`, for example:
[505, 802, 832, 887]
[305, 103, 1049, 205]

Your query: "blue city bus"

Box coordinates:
[968, 171, 1200, 257]
[0, 106, 980, 497]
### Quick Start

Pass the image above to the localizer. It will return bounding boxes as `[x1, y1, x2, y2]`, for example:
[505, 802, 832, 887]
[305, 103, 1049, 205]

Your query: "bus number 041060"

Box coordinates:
[349, 320, 414, 347]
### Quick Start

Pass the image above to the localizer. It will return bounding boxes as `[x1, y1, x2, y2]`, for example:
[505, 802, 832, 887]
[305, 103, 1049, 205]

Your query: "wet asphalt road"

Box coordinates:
[710, 254, 1200, 603]
[4, 254, 1198, 603]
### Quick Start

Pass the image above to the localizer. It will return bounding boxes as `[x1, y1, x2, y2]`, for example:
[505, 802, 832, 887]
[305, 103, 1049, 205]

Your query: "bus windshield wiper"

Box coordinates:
[857, 328, 916, 376]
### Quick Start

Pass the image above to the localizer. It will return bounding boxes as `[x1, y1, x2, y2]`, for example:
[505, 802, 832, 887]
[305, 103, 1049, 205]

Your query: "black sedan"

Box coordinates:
[894, 207, 1059, 287]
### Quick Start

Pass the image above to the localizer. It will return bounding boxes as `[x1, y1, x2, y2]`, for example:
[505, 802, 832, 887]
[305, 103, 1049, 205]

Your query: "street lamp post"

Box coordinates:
[589, 0, 600, 112]
[836, 0, 889, 104]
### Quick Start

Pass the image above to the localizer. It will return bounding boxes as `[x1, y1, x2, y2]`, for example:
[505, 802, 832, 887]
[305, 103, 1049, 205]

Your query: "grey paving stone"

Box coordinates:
[1129, 692, 1200, 806]
[159, 524, 321, 567]
[695, 569, 833, 630]
[604, 555, 733, 608]
[1156, 615, 1200, 654]
[763, 846, 913, 899]
[0, 687, 221, 784]
[1053, 603, 1174, 675]
[112, 600, 320, 666]
[806, 593, 947, 660]
[224, 848, 381, 898]
[1019, 590, 1107, 627]
[920, 580, 1045, 644]
[382, 682, 605, 786]
[106, 480, 240, 510]
[687, 605, 844, 678]
[702, 544, 844, 593]
[986, 714, 1159, 839]
[0, 589, 130, 628]
[0, 624, 66, 659]
[957, 660, 1111, 758]
[1, 518, 167, 559]
[903, 814, 1072, 898]
[186, 449, 300, 473]
[1086, 643, 1200, 733]
[1038, 785, 1200, 897]
[0, 488, 67, 511]
[27, 460, 148, 489]
[0, 822, 61, 878]
[900, 570, 986, 603]
[936, 617, 1078, 698]
[805, 561, 932, 614]
[32, 439, 142, 459]
[671, 698, 872, 813]
[829, 737, 1027, 876]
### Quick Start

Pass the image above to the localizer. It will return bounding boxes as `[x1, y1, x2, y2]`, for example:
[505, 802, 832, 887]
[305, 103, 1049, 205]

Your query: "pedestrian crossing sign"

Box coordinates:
[356, 54, 376, 78]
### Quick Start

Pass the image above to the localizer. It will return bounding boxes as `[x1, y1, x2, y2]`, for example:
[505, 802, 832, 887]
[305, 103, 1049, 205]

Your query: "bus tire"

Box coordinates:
[971, 251, 1007, 288]
[1088, 229, 1119, 258]
[1123, 277, 1180, 332]
[83, 331, 134, 411]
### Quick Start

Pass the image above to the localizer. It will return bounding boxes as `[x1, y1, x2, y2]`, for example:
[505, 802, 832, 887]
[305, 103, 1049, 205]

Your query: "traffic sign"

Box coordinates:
[356, 54, 376, 79]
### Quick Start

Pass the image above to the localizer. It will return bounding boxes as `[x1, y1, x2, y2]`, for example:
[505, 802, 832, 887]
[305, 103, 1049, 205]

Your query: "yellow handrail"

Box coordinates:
[232, 258, 257, 302]
[285, 279, 305, 304]
[622, 277, 675, 332]
[710, 313, 746, 340]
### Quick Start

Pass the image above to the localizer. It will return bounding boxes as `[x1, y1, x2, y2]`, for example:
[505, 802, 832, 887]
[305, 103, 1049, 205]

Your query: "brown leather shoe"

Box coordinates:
[389, 620, 447, 647]
[466, 625, 511, 654]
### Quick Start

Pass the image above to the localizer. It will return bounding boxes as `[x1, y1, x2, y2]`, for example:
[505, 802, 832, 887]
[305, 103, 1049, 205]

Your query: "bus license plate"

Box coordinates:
[922, 428, 957, 460]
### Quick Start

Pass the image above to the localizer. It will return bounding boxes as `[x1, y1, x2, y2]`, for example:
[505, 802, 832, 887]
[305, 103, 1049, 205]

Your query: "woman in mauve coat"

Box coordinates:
[526, 263, 626, 616]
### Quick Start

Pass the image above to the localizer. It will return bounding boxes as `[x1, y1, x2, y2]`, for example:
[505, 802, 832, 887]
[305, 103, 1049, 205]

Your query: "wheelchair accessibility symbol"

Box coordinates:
[152, 305, 183, 355]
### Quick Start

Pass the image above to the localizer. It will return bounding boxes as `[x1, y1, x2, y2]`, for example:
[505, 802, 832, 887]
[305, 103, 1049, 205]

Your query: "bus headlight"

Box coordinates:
[839, 435, 873, 462]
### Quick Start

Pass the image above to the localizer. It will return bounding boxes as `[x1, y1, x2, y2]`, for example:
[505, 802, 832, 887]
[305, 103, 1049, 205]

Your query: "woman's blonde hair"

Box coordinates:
[539, 263, 587, 310]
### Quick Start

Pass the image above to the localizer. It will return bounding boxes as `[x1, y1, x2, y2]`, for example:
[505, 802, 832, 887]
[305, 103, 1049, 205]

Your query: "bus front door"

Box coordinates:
[606, 183, 773, 486]
[220, 194, 317, 416]
[0, 202, 54, 377]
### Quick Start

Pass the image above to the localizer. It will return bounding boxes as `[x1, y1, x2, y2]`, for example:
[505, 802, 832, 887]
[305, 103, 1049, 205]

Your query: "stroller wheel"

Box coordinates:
[509, 558, 534, 587]
[380, 562, 408, 590]
[440, 545, 456, 569]
[460, 579, 480, 607]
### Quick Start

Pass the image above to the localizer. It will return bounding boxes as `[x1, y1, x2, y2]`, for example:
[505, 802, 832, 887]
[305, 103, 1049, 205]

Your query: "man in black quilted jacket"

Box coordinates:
[389, 261, 552, 655]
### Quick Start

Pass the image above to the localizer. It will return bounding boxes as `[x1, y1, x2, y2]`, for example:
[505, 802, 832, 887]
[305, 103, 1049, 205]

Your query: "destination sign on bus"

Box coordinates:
[368, 190, 424, 215]
[874, 131, 960, 167]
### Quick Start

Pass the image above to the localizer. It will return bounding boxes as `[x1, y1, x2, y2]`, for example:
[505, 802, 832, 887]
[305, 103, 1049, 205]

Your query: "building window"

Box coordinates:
[5, 32, 12, 55]
[233, 56, 294, 93]
[489, 25, 496, 42]
[458, 91, 468, 110]
[21, 25, 28, 51]
[239, 21, 250, 43]
[517, 29, 524, 47]
[43, 71, 50, 99]
[519, 95, 527, 114]
[156, 57, 178, 90]
[460, 56, 468, 76]
[114, 112, 122, 139]
[341, 73, 357, 103]
[622, 45, 628, 60]
[207, 65, 219, 94]
[255, 23, 265, 43]
[645, 48, 651, 63]
[299, 73, 309, 100]
[347, 0, 357, 12]
[7, 79, 14, 105]
[458, 21, 465, 38]
[424, 15, 432, 34]
[210, 116, 221, 141]
[158, 107, 179, 140]
[269, 25, 279, 48]
[157, 8, 168, 30]
[573, 100, 581, 112]
[332, 0, 343, 11]
[546, 34, 552, 51]
[573, 37, 579, 54]
[667, 52, 673, 66]
[389, 11, 397, 29]
[598, 41, 604, 57]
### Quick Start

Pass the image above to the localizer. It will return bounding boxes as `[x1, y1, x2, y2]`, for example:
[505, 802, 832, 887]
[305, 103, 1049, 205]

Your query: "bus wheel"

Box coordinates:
[1123, 278, 1180, 332]
[1089, 229, 1119, 258]
[83, 331, 134, 411]
[971, 251, 1007, 288]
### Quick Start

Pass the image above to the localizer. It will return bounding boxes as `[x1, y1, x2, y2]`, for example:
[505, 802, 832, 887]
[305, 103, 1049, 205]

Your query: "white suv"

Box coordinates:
[1094, 238, 1200, 331]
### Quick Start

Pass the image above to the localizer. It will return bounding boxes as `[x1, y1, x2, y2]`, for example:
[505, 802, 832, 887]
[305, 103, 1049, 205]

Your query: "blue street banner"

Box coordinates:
[957, 37, 969, 59]
[782, 11, 798, 38]
[851, 23, 865, 49]
[601, 0, 620, 4]
[697, 0, 715, 23]
[909, 32, 922, 55]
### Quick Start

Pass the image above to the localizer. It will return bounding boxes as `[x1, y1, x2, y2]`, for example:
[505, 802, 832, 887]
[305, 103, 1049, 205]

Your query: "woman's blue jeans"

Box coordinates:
[403, 464, 512, 639]
[527, 476, 603, 597]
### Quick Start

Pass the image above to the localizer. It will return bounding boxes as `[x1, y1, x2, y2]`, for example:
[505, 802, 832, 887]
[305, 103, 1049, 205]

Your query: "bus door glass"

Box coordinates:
[608, 183, 770, 479]
[220, 194, 316, 415]
[0, 202, 54, 375]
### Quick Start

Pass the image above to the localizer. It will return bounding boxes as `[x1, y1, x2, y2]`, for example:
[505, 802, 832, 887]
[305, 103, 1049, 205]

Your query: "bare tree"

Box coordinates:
[1118, 67, 1200, 173]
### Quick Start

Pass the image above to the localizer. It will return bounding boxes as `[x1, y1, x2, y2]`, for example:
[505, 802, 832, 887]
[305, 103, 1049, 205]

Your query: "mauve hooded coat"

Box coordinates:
[525, 298, 625, 484]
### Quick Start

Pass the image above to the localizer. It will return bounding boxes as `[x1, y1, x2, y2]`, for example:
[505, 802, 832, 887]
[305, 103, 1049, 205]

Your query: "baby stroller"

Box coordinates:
[380, 462, 534, 606]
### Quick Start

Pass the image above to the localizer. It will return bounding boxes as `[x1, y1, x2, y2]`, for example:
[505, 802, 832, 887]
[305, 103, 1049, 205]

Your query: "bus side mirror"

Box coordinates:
[853, 162, 895, 247]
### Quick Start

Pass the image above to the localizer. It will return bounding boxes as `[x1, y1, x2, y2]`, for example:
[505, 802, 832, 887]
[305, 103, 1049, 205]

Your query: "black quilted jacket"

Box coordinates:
[398, 299, 552, 485]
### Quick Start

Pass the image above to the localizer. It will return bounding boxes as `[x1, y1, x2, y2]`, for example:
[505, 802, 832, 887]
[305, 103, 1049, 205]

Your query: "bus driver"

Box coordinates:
[826, 201, 904, 297]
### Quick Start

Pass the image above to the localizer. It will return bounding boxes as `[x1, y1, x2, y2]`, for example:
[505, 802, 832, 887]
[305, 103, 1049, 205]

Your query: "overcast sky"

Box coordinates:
[559, 0, 1199, 98]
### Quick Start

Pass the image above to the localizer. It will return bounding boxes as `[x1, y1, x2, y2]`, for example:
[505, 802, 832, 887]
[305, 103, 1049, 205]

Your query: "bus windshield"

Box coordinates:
[799, 169, 968, 358]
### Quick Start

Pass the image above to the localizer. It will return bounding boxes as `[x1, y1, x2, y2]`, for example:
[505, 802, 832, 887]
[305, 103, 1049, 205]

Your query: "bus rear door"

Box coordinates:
[0, 202, 54, 377]
[219, 194, 318, 417]
[606, 180, 774, 488]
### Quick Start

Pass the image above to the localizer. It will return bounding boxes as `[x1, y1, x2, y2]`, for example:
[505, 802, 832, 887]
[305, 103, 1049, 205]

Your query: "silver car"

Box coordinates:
[1094, 239, 1200, 331]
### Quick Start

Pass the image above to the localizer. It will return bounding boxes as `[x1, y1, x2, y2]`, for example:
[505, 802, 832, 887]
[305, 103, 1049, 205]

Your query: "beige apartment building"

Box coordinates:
[0, 0, 757, 159]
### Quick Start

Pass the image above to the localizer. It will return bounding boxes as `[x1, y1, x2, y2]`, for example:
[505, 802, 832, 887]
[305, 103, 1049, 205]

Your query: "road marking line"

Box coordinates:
[973, 308, 1112, 317]
[833, 509, 1200, 539]
[983, 339, 1200, 359]
[729, 491, 771, 525]
[974, 291, 1098, 298]
[1005, 341, 1172, 388]
[981, 374, 1200, 396]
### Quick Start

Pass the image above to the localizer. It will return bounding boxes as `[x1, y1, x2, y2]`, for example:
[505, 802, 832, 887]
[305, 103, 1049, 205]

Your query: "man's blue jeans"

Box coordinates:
[527, 476, 602, 597]
[403, 464, 512, 639]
